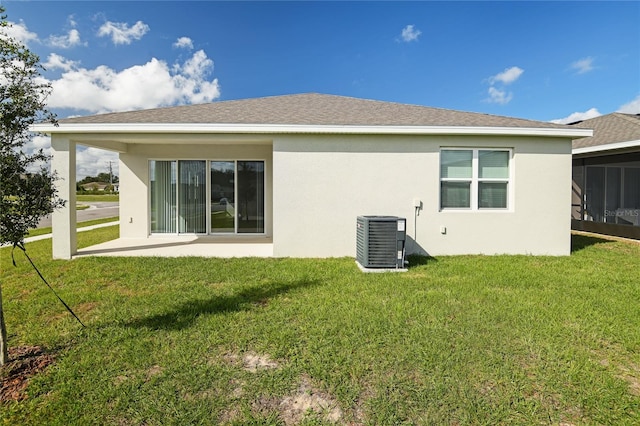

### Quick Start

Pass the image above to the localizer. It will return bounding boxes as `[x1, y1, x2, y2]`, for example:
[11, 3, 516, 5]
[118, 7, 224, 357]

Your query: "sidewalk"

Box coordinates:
[22, 221, 119, 244]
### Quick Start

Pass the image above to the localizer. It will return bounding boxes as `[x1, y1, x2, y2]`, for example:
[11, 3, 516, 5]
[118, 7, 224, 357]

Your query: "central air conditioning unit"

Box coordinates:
[356, 216, 406, 268]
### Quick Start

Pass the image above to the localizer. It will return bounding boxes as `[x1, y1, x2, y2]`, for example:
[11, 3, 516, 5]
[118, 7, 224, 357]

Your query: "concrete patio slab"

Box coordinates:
[74, 236, 274, 258]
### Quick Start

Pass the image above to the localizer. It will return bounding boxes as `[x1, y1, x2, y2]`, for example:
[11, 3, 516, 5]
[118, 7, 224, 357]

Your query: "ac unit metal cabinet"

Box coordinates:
[356, 216, 406, 268]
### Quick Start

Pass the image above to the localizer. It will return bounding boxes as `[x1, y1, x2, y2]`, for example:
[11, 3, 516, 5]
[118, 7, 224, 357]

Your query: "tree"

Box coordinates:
[78, 172, 120, 185]
[0, 7, 64, 365]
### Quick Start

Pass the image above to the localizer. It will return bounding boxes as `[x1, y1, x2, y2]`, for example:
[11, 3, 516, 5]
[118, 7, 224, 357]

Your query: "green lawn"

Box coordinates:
[26, 217, 119, 238]
[76, 194, 119, 202]
[1, 230, 639, 425]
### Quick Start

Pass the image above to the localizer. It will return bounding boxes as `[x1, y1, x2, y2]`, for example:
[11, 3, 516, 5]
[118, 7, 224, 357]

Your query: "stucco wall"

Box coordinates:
[119, 143, 273, 238]
[115, 133, 571, 256]
[272, 134, 572, 257]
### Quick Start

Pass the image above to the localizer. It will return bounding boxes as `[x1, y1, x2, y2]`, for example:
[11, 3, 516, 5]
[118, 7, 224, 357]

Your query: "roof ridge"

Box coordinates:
[611, 112, 640, 127]
[56, 92, 572, 129]
[282, 93, 561, 127]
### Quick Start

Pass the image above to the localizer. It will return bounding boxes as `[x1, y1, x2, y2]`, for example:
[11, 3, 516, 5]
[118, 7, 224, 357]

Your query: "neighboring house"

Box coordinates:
[80, 182, 111, 191]
[33, 93, 590, 259]
[570, 113, 640, 240]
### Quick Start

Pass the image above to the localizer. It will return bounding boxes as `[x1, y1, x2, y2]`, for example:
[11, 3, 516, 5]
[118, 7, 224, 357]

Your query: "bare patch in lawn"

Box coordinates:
[595, 343, 640, 396]
[248, 375, 344, 425]
[219, 406, 242, 424]
[224, 351, 280, 373]
[0, 345, 55, 402]
[601, 357, 640, 396]
[113, 375, 129, 386]
[145, 364, 163, 381]
[230, 378, 245, 398]
[50, 301, 98, 320]
[519, 356, 584, 423]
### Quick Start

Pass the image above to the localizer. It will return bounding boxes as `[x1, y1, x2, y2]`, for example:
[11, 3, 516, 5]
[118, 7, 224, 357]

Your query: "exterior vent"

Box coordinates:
[356, 216, 406, 268]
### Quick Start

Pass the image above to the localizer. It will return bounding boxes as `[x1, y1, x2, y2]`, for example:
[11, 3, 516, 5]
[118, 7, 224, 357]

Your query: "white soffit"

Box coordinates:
[573, 139, 640, 155]
[32, 122, 593, 138]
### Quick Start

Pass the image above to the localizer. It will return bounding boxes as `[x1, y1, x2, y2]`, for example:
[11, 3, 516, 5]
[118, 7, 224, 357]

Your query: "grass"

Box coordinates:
[1, 231, 639, 425]
[76, 194, 119, 202]
[26, 217, 119, 238]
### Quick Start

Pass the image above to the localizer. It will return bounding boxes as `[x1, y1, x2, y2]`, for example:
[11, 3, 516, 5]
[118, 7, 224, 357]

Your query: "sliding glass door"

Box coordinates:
[150, 161, 177, 233]
[150, 159, 265, 235]
[211, 161, 235, 233]
[178, 161, 207, 233]
[238, 161, 264, 233]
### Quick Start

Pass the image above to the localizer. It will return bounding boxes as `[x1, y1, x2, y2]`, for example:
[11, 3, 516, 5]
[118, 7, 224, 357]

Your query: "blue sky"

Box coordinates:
[3, 1, 639, 178]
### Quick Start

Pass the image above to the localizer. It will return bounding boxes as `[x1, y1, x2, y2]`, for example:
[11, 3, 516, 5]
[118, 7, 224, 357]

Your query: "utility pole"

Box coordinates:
[107, 161, 113, 184]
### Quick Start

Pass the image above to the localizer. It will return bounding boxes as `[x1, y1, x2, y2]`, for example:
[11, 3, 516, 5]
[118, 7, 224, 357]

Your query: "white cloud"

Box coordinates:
[570, 57, 594, 74]
[97, 20, 149, 45]
[43, 53, 80, 72]
[1, 20, 39, 46]
[173, 36, 194, 49]
[46, 50, 220, 113]
[550, 108, 601, 124]
[47, 28, 85, 49]
[76, 147, 119, 181]
[617, 95, 640, 114]
[24, 135, 119, 181]
[486, 87, 513, 105]
[400, 24, 421, 42]
[489, 66, 524, 85]
[484, 66, 523, 105]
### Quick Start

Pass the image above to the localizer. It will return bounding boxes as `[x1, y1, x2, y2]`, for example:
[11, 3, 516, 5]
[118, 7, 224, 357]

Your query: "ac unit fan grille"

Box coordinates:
[356, 216, 406, 268]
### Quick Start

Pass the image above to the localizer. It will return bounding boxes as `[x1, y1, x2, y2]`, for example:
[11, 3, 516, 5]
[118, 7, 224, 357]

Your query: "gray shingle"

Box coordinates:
[570, 113, 640, 149]
[59, 93, 570, 129]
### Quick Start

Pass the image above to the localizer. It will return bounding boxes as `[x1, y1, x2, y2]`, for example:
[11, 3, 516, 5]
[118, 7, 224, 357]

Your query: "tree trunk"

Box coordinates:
[0, 283, 8, 366]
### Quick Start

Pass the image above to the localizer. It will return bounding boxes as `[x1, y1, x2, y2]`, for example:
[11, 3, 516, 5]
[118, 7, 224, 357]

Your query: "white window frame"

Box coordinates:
[440, 148, 513, 211]
[148, 158, 266, 236]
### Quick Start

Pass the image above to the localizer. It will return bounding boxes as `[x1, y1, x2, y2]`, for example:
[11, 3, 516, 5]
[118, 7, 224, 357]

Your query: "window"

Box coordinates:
[440, 149, 510, 210]
[150, 160, 265, 234]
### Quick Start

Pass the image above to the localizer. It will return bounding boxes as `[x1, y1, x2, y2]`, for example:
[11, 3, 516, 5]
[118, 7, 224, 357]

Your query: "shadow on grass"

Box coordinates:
[571, 233, 613, 253]
[406, 255, 437, 267]
[123, 278, 320, 331]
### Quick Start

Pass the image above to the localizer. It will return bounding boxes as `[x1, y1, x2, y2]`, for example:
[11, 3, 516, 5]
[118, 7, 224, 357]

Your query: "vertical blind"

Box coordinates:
[150, 160, 265, 234]
[150, 161, 176, 233]
[178, 161, 207, 233]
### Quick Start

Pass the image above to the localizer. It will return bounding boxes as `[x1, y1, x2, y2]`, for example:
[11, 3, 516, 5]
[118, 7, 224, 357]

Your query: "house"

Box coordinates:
[570, 113, 640, 240]
[80, 181, 111, 191]
[32, 93, 591, 259]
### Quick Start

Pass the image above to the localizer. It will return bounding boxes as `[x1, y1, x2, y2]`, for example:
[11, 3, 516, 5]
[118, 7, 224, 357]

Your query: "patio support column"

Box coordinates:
[51, 136, 77, 259]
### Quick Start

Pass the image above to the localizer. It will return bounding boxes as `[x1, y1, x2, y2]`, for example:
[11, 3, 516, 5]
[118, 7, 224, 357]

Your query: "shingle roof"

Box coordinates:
[59, 93, 570, 129]
[570, 113, 640, 149]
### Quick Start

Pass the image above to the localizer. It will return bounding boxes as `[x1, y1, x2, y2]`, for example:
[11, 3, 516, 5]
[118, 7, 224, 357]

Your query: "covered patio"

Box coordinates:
[75, 235, 274, 258]
[43, 131, 273, 260]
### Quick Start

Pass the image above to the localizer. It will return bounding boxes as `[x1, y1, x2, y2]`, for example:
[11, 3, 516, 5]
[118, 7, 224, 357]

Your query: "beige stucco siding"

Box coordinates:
[119, 143, 273, 238]
[272, 134, 572, 257]
[87, 133, 571, 256]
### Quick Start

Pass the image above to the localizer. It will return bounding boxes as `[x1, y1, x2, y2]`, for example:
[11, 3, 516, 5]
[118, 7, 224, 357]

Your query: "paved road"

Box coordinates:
[37, 202, 119, 228]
